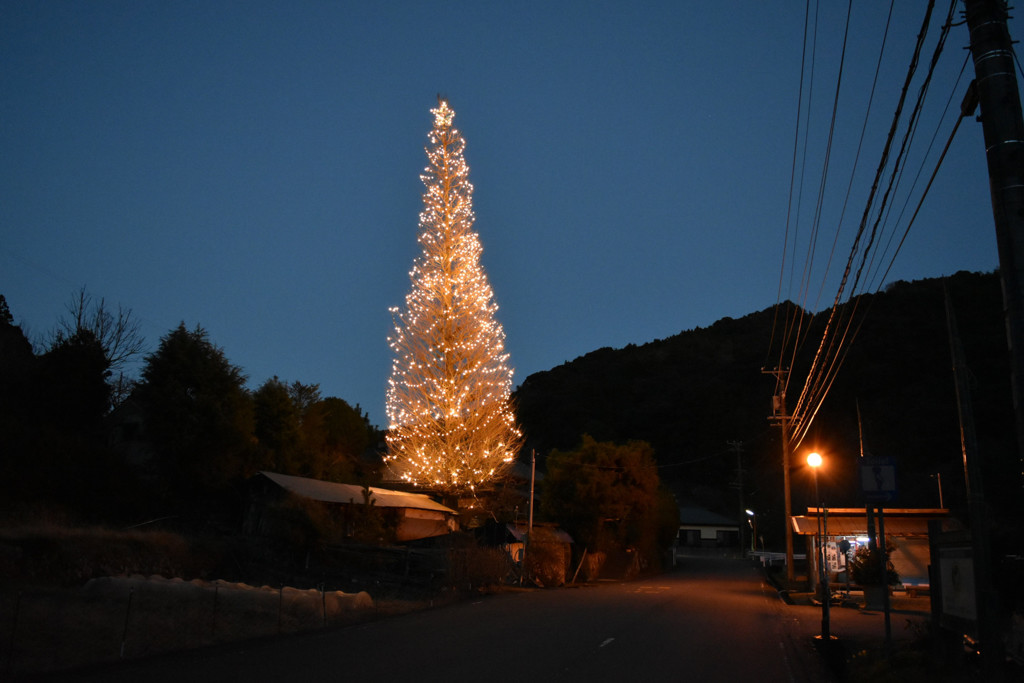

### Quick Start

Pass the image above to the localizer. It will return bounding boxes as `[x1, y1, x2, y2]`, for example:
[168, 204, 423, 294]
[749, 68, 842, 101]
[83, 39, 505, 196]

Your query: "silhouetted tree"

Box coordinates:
[541, 435, 665, 557]
[305, 397, 377, 483]
[37, 329, 111, 435]
[0, 295, 12, 326]
[253, 376, 302, 474]
[287, 381, 321, 417]
[0, 296, 40, 510]
[49, 288, 146, 406]
[32, 329, 127, 515]
[0, 294, 33, 397]
[0, 305, 128, 518]
[136, 323, 254, 504]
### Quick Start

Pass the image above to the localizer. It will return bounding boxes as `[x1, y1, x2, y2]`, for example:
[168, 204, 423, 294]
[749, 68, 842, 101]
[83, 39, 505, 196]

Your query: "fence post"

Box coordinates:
[120, 585, 134, 659]
[6, 590, 22, 676]
[278, 585, 284, 634]
[210, 583, 219, 640]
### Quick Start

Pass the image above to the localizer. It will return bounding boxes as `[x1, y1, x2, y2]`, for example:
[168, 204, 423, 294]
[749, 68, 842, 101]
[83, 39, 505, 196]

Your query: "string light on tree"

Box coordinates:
[385, 97, 522, 495]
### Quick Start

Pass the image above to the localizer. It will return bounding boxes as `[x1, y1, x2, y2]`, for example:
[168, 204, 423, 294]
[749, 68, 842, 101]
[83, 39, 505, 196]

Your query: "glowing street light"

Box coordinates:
[745, 509, 756, 552]
[807, 451, 831, 644]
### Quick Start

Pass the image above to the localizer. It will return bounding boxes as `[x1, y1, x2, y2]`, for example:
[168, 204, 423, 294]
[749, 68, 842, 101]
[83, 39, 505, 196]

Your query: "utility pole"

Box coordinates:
[520, 449, 536, 587]
[529, 449, 536, 536]
[961, 4, 1022, 676]
[965, 0, 1024, 477]
[947, 285, 1003, 676]
[764, 367, 795, 582]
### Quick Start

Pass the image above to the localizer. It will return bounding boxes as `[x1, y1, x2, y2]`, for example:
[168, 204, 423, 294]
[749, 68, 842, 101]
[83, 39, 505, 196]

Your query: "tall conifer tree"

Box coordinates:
[385, 99, 521, 495]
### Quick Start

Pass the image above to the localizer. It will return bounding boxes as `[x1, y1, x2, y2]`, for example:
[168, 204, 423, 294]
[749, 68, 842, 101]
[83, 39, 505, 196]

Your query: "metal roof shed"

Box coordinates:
[249, 471, 457, 542]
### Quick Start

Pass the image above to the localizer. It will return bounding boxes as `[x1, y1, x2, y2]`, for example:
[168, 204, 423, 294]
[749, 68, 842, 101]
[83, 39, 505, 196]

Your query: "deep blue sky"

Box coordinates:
[2, 2, 1013, 426]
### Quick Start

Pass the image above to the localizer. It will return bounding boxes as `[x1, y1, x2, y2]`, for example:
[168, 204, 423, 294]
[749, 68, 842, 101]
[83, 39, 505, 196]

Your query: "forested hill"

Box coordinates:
[513, 270, 1017, 525]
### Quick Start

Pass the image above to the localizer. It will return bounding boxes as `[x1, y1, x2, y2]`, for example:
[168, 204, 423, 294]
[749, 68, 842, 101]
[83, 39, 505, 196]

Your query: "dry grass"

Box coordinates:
[0, 522, 391, 677]
[0, 520, 209, 587]
[1, 575, 384, 677]
[0, 519, 527, 677]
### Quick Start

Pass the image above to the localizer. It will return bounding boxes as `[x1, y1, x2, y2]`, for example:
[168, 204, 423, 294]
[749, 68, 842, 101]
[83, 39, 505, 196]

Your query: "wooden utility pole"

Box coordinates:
[764, 368, 795, 581]
[947, 285, 1004, 676]
[520, 449, 536, 587]
[963, 6, 1022, 674]
[781, 413, 794, 582]
[965, 0, 1024, 476]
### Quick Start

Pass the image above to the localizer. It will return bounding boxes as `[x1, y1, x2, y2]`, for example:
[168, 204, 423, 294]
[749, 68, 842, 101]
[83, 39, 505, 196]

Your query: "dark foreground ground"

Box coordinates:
[8, 556, 956, 683]
[8, 554, 1017, 682]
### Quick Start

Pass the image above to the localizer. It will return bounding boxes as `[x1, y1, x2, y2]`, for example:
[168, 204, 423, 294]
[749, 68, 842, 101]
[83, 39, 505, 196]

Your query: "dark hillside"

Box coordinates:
[811, 272, 1013, 516]
[516, 306, 784, 489]
[514, 271, 1017, 542]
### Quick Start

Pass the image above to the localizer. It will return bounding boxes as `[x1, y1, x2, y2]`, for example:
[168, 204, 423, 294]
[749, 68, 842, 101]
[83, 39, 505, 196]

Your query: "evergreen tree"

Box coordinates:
[253, 376, 302, 474]
[541, 435, 663, 554]
[31, 329, 124, 516]
[385, 98, 521, 495]
[287, 380, 322, 417]
[37, 329, 111, 435]
[0, 294, 13, 326]
[304, 397, 377, 483]
[0, 295, 131, 519]
[136, 323, 254, 500]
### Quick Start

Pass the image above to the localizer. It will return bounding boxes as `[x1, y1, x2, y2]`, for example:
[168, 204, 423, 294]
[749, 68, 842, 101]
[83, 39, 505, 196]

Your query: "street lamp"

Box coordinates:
[807, 452, 831, 644]
[745, 509, 756, 553]
[930, 472, 944, 508]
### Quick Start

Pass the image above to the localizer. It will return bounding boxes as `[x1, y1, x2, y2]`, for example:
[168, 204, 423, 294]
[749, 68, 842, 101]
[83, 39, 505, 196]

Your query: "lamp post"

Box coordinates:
[930, 472, 944, 508]
[745, 509, 756, 553]
[807, 452, 831, 643]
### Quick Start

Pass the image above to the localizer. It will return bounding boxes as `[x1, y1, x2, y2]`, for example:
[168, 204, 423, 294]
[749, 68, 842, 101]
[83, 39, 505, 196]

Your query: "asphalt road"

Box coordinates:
[41, 557, 834, 683]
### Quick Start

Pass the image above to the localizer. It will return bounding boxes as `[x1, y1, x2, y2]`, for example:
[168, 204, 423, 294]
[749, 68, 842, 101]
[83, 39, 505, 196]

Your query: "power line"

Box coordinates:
[769, 0, 817, 376]
[769, 1, 975, 452]
[870, 50, 972, 291]
[789, 1, 960, 451]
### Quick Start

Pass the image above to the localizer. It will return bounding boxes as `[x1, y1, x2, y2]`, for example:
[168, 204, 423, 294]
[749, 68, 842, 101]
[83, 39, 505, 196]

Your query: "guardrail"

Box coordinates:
[749, 551, 806, 567]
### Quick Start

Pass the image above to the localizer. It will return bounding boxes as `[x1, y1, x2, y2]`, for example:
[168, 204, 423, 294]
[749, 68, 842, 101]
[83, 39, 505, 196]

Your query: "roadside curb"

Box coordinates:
[759, 562, 794, 604]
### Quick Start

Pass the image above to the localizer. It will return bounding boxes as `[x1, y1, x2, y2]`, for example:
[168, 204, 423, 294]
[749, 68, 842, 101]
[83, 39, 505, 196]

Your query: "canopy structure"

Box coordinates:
[792, 508, 953, 589]
[791, 508, 950, 537]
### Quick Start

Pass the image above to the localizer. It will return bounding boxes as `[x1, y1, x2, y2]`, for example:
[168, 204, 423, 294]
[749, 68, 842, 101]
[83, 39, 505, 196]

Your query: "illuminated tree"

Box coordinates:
[385, 98, 521, 495]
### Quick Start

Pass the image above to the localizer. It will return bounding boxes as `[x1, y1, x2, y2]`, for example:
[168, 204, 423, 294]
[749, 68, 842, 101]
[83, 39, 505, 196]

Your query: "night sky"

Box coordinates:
[2, 2, 1014, 426]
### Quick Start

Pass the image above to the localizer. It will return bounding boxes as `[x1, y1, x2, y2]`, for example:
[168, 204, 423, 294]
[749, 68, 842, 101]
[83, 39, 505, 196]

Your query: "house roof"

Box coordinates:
[506, 523, 574, 544]
[258, 471, 456, 514]
[677, 505, 739, 528]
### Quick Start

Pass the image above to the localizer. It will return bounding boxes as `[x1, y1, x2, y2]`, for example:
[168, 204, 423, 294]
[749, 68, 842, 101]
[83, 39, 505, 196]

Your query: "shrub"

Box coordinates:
[449, 544, 510, 590]
[848, 543, 899, 586]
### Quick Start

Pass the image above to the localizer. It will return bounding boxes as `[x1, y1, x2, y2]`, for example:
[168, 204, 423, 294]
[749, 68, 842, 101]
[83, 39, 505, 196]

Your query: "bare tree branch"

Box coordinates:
[50, 287, 147, 404]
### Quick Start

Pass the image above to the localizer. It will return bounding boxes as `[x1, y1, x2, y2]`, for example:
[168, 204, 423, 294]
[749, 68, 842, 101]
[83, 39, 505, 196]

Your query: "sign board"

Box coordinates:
[825, 541, 845, 573]
[930, 524, 979, 638]
[860, 456, 897, 503]
[940, 546, 977, 622]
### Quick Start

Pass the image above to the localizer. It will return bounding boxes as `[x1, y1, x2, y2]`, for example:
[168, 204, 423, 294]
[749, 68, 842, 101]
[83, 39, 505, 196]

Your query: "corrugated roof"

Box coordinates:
[791, 510, 947, 537]
[258, 471, 456, 514]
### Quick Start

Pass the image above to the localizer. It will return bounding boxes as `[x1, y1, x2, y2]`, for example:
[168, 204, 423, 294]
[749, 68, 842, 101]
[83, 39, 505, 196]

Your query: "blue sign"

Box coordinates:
[860, 456, 897, 503]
